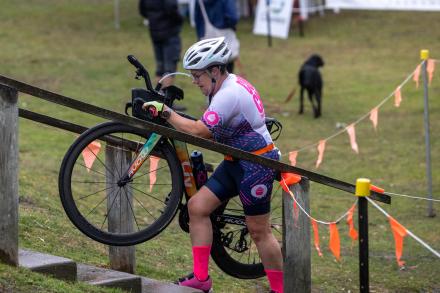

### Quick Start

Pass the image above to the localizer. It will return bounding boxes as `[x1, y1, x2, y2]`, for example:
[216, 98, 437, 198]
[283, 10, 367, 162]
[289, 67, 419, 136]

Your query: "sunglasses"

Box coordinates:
[191, 71, 207, 82]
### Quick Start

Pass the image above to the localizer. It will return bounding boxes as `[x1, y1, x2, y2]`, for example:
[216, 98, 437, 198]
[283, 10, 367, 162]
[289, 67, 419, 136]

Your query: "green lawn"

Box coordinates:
[1, 1, 439, 292]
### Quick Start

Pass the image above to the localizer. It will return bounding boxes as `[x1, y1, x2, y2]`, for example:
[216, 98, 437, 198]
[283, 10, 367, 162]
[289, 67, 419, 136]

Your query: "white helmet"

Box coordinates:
[183, 37, 231, 70]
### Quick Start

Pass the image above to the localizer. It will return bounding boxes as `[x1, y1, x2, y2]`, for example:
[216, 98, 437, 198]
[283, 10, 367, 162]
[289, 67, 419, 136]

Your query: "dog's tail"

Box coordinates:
[284, 86, 297, 103]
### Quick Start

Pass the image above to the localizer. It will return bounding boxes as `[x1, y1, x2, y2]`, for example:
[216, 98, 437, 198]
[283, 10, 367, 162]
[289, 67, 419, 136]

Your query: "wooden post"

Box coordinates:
[105, 144, 135, 273]
[282, 178, 311, 293]
[0, 85, 19, 266]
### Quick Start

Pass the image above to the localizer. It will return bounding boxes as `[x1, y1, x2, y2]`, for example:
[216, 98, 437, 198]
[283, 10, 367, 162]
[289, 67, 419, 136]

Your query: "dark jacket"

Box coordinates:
[194, 0, 238, 39]
[139, 0, 183, 42]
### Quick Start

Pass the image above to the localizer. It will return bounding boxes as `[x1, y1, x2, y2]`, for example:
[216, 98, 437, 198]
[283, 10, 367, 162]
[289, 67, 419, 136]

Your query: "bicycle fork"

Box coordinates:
[117, 132, 162, 187]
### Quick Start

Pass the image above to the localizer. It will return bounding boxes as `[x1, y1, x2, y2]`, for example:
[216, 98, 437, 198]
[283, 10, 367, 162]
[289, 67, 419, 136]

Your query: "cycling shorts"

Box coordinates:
[205, 150, 279, 216]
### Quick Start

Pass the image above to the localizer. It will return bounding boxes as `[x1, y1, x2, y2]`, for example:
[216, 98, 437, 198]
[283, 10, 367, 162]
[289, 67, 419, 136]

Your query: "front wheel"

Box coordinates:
[58, 122, 184, 246]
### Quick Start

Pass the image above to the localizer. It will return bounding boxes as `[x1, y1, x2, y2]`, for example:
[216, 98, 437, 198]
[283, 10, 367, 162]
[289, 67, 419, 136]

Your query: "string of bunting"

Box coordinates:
[367, 197, 440, 267]
[280, 174, 359, 261]
[281, 176, 440, 266]
[284, 59, 438, 169]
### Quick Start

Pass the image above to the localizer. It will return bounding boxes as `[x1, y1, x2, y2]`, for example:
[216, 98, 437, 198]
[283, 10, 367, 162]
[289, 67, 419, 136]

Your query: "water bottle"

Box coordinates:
[190, 150, 208, 189]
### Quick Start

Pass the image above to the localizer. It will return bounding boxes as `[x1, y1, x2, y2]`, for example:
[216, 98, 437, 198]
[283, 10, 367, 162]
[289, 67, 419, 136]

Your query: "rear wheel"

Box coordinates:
[59, 122, 183, 246]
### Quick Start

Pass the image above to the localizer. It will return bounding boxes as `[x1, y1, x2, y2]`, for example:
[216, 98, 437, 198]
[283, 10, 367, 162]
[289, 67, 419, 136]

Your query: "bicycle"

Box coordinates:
[58, 55, 283, 279]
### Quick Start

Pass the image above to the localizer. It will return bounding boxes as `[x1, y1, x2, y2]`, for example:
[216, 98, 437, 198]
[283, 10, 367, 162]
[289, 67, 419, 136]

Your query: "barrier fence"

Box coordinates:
[6, 65, 440, 292]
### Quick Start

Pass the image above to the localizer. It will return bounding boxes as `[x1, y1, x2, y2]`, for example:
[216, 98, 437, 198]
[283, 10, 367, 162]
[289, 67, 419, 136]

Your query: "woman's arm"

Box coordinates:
[166, 107, 212, 139]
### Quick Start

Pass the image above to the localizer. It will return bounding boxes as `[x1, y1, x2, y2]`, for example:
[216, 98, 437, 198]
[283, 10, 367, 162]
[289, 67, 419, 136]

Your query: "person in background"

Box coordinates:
[194, 0, 239, 73]
[139, 0, 187, 110]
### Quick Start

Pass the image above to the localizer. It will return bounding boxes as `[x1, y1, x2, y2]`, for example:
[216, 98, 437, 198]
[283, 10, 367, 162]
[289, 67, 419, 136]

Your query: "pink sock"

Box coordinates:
[192, 245, 211, 281]
[265, 269, 283, 293]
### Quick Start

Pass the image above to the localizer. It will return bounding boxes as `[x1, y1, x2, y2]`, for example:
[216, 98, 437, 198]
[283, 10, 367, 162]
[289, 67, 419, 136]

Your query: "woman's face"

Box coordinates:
[190, 70, 212, 96]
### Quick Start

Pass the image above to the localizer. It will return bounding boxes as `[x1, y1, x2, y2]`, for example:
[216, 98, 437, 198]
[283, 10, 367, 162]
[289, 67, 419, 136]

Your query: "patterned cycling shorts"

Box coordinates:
[205, 150, 279, 216]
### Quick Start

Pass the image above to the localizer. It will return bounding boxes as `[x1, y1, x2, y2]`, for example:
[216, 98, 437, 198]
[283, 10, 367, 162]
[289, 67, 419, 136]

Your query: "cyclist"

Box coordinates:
[143, 37, 283, 293]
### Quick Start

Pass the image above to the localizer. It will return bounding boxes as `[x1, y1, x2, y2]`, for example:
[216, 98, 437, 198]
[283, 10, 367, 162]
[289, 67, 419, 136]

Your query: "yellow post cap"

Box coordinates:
[420, 50, 429, 60]
[355, 178, 371, 197]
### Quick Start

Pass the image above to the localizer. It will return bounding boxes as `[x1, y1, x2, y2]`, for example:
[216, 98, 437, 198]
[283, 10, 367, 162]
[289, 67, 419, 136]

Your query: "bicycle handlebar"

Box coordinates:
[127, 55, 155, 92]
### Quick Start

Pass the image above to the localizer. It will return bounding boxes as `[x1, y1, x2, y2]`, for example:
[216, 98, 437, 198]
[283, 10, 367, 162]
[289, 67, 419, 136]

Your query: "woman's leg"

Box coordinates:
[187, 186, 222, 280]
[188, 186, 222, 245]
[246, 213, 283, 293]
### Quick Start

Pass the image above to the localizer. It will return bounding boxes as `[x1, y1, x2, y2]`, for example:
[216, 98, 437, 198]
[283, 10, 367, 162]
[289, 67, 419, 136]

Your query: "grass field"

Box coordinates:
[1, 1, 440, 292]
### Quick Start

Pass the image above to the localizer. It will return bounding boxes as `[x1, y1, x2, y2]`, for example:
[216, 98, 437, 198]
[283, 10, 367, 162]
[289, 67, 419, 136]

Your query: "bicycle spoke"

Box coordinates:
[100, 187, 121, 230]
[272, 226, 282, 236]
[132, 164, 169, 181]
[130, 185, 167, 204]
[122, 186, 141, 232]
[129, 182, 172, 186]
[271, 215, 282, 222]
[130, 190, 158, 222]
[85, 187, 117, 218]
[72, 180, 116, 184]
[78, 186, 113, 200]
[76, 162, 108, 177]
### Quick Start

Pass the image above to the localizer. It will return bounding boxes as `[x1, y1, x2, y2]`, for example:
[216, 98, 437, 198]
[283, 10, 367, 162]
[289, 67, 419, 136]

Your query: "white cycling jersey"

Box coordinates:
[201, 74, 273, 152]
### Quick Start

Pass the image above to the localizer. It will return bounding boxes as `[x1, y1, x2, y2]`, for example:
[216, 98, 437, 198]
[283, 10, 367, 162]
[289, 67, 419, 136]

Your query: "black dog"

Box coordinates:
[298, 54, 324, 118]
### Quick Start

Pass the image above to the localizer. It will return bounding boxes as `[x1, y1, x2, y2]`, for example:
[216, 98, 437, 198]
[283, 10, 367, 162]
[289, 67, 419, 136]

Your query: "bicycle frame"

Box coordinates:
[119, 133, 197, 198]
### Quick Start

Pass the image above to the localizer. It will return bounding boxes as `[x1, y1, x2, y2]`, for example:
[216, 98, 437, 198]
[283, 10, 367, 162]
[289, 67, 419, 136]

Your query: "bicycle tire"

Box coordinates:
[210, 188, 284, 279]
[59, 122, 183, 246]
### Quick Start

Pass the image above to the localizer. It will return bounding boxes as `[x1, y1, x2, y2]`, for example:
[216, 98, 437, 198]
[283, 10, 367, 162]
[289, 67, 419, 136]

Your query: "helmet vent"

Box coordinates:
[213, 43, 225, 55]
[187, 51, 197, 61]
[189, 57, 201, 66]
[221, 48, 230, 57]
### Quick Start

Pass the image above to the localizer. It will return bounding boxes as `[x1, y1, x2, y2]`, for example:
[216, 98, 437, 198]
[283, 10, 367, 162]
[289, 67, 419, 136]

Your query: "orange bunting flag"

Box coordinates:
[281, 172, 301, 187]
[315, 140, 326, 169]
[369, 107, 378, 131]
[280, 173, 300, 192]
[311, 219, 323, 257]
[413, 64, 421, 88]
[370, 184, 385, 194]
[346, 204, 358, 241]
[149, 156, 161, 192]
[329, 223, 341, 261]
[82, 140, 101, 172]
[427, 59, 435, 85]
[394, 86, 402, 107]
[289, 151, 298, 166]
[346, 124, 359, 154]
[389, 216, 408, 267]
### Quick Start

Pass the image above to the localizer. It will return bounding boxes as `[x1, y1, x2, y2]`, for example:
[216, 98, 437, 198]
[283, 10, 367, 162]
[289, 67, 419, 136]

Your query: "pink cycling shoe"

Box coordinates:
[175, 272, 213, 293]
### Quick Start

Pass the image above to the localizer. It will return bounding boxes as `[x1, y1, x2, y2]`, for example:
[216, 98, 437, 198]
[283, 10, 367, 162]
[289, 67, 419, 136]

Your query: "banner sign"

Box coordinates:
[326, 0, 440, 11]
[253, 0, 293, 39]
